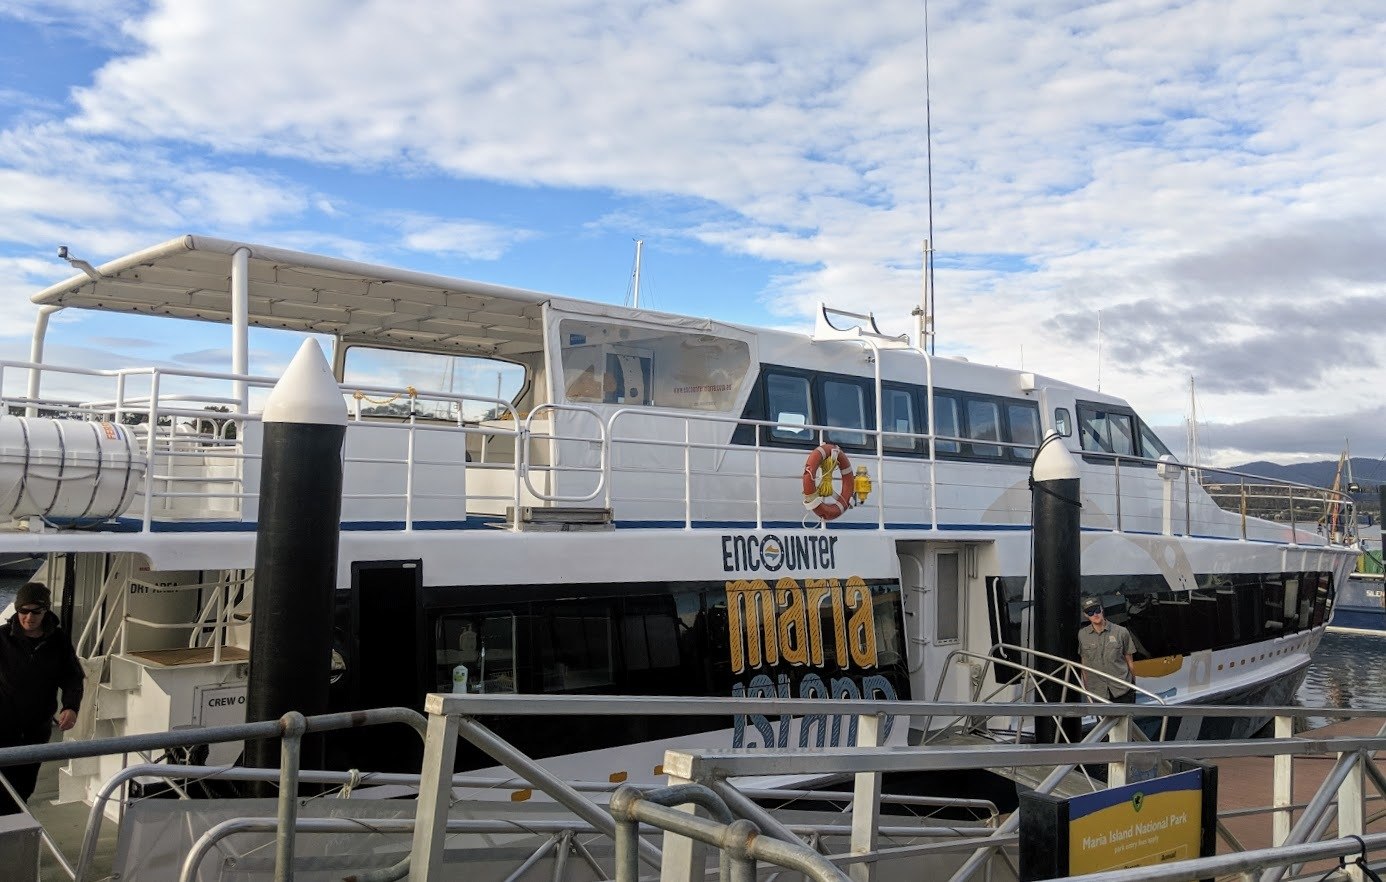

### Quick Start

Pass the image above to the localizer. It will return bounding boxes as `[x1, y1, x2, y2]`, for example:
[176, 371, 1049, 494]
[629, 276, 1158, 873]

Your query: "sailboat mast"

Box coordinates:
[1188, 375, 1199, 471]
[631, 239, 643, 310]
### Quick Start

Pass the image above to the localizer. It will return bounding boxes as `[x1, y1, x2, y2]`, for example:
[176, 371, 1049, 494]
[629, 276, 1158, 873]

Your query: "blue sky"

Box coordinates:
[1, 0, 1384, 464]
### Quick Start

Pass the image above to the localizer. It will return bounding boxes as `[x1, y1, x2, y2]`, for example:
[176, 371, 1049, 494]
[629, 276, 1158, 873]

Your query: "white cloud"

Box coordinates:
[395, 216, 538, 261]
[0, 0, 1381, 463]
[0, 0, 143, 46]
[0, 122, 311, 254]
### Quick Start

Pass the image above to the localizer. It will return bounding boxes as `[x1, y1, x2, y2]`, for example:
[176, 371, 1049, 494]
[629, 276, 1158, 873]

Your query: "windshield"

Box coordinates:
[342, 346, 526, 420]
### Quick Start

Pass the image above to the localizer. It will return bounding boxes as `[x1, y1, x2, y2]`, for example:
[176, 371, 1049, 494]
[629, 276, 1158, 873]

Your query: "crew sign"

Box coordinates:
[1018, 764, 1216, 881]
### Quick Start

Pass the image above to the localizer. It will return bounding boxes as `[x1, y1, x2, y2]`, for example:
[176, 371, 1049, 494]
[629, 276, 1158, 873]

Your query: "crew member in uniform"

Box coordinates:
[0, 583, 84, 814]
[1077, 596, 1137, 703]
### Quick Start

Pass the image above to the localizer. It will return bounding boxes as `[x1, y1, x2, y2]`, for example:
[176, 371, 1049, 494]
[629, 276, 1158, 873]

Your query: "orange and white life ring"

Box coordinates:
[803, 443, 853, 521]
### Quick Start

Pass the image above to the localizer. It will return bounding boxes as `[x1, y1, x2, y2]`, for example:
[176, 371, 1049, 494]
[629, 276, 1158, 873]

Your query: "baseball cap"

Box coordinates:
[1081, 598, 1102, 615]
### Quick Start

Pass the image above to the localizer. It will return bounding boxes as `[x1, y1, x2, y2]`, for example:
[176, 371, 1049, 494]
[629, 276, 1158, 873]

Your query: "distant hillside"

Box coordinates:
[1230, 457, 1385, 490]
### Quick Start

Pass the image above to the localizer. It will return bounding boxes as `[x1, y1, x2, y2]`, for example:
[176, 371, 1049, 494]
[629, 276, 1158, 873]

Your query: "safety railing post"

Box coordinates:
[1288, 488, 1297, 543]
[753, 435, 763, 529]
[724, 819, 759, 882]
[1273, 715, 1293, 847]
[1184, 467, 1192, 535]
[404, 415, 416, 531]
[1113, 456, 1122, 532]
[614, 813, 640, 882]
[849, 714, 884, 882]
[684, 421, 692, 530]
[410, 707, 463, 882]
[1339, 750, 1366, 882]
[274, 711, 306, 882]
[1107, 711, 1131, 787]
[140, 372, 162, 529]
[1239, 477, 1247, 540]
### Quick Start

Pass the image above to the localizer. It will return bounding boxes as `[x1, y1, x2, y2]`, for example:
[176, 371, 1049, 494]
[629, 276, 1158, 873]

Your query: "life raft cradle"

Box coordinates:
[802, 443, 872, 521]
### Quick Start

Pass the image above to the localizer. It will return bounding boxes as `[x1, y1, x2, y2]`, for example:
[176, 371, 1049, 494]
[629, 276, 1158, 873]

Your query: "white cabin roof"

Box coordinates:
[31, 235, 558, 356]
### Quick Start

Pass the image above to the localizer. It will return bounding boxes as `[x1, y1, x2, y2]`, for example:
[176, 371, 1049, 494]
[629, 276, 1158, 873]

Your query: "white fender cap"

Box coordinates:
[262, 338, 348, 426]
[1033, 429, 1080, 481]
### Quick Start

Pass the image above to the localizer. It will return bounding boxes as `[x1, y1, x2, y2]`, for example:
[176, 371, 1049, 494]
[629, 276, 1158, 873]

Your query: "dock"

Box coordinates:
[6, 697, 1386, 881]
[1215, 715, 1386, 870]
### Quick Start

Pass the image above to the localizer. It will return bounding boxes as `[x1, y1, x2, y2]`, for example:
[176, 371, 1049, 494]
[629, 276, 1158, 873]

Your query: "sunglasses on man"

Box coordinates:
[16, 606, 48, 616]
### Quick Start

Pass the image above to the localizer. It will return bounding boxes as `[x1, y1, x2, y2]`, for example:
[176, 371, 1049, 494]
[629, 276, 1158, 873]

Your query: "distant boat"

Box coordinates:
[1332, 531, 1386, 634]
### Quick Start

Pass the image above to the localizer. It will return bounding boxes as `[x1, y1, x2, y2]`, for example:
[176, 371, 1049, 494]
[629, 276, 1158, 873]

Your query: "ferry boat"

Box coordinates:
[0, 235, 1358, 805]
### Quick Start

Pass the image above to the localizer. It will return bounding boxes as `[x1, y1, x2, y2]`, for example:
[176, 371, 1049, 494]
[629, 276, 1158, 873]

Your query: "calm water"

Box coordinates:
[1296, 630, 1386, 727]
[3, 574, 1382, 723]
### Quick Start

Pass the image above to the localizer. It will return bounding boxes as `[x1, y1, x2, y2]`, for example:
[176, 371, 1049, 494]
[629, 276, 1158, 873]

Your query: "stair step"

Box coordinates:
[507, 505, 613, 530]
[94, 685, 129, 721]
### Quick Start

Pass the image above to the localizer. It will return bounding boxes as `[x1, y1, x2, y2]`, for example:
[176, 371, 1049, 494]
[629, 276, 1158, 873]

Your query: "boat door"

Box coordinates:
[897, 543, 970, 706]
[333, 560, 425, 770]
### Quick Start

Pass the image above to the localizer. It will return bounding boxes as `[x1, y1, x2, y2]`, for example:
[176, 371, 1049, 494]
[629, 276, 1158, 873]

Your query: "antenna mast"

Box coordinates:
[630, 238, 644, 309]
[923, 0, 936, 354]
[1096, 310, 1103, 392]
[1187, 375, 1200, 472]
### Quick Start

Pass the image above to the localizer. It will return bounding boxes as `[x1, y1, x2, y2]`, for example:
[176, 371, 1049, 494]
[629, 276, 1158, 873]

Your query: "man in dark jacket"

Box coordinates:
[0, 582, 84, 815]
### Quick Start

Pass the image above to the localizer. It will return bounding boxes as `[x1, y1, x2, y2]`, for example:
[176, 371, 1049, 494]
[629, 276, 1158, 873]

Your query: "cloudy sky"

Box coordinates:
[1, 0, 1383, 466]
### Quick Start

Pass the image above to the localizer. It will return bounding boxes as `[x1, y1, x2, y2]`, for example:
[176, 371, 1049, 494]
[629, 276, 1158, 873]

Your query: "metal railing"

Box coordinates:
[7, 694, 1386, 881]
[73, 564, 250, 664]
[920, 643, 1170, 744]
[409, 694, 1386, 882]
[0, 357, 1356, 545]
[0, 707, 425, 882]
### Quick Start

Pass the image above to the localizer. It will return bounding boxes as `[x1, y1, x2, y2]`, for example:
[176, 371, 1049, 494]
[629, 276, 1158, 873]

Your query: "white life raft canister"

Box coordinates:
[0, 417, 147, 520]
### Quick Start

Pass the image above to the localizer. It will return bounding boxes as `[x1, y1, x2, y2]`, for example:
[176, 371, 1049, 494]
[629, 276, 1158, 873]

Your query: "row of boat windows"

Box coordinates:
[425, 581, 910, 697]
[988, 571, 1334, 661]
[736, 365, 1043, 461]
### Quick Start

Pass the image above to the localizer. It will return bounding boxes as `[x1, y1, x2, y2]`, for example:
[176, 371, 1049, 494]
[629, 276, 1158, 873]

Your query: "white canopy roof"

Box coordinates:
[31, 235, 556, 356]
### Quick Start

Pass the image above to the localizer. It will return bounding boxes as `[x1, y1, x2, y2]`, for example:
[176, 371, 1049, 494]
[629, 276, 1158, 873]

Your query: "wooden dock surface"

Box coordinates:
[1214, 716, 1386, 862]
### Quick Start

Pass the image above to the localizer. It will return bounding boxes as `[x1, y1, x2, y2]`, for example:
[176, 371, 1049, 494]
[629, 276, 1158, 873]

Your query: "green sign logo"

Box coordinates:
[1131, 791, 1145, 812]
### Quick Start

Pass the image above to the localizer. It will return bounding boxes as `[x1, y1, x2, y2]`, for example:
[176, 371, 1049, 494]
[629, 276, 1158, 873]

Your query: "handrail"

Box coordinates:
[922, 643, 1169, 744]
[521, 403, 607, 504]
[0, 707, 426, 882]
[0, 356, 1361, 546]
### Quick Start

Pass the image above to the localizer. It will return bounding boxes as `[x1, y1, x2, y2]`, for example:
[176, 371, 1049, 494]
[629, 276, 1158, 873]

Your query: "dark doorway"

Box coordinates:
[330, 560, 425, 772]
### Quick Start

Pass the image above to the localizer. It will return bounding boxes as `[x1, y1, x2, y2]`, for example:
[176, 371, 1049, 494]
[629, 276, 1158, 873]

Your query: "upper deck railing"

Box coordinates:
[0, 358, 1356, 545]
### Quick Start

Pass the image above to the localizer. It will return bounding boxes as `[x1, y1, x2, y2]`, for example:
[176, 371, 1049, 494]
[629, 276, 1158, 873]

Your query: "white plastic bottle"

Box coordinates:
[451, 664, 469, 694]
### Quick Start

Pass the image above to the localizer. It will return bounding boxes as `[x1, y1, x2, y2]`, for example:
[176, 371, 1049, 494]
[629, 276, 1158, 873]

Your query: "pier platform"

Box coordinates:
[1215, 716, 1386, 865]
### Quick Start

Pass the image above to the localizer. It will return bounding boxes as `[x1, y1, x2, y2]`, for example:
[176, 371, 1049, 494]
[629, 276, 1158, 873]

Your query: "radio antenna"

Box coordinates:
[923, 0, 936, 354]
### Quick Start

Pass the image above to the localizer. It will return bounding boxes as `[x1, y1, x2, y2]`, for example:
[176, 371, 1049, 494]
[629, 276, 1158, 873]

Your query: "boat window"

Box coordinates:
[1084, 570, 1335, 657]
[344, 346, 526, 421]
[766, 373, 814, 442]
[965, 399, 1003, 458]
[1282, 578, 1302, 630]
[932, 393, 961, 453]
[1138, 421, 1172, 459]
[1007, 403, 1041, 460]
[823, 379, 868, 447]
[873, 592, 905, 666]
[1077, 405, 1136, 457]
[540, 602, 615, 692]
[558, 319, 751, 411]
[881, 387, 921, 452]
[935, 552, 962, 643]
[434, 613, 518, 694]
[1189, 590, 1220, 651]
[1310, 574, 1331, 627]
[621, 608, 682, 671]
[1053, 407, 1072, 437]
